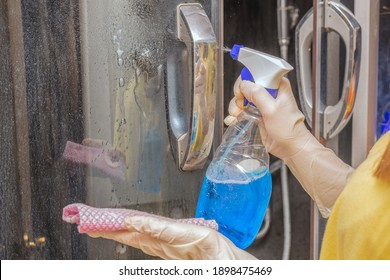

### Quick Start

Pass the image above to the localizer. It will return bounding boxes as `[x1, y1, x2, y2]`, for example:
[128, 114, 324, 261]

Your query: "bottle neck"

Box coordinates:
[244, 104, 261, 118]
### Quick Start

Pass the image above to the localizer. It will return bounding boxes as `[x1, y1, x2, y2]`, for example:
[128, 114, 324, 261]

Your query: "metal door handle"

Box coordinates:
[295, 1, 361, 139]
[166, 3, 217, 171]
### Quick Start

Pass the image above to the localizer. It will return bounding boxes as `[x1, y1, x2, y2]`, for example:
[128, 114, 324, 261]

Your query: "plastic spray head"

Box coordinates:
[230, 44, 293, 103]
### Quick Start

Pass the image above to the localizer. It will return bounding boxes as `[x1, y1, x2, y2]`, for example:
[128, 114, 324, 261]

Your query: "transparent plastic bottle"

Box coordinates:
[195, 104, 271, 249]
[196, 44, 292, 249]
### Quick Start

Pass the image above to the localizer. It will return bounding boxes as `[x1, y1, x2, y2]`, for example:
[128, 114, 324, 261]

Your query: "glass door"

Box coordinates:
[0, 0, 222, 260]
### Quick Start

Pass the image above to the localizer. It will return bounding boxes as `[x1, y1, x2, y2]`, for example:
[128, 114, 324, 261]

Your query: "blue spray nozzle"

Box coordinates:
[230, 44, 244, 60]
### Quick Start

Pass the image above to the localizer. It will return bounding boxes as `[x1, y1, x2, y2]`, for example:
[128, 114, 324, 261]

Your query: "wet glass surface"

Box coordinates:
[0, 0, 215, 259]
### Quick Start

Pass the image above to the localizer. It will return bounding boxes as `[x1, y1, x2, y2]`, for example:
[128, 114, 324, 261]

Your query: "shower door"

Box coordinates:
[0, 0, 223, 260]
[79, 0, 222, 259]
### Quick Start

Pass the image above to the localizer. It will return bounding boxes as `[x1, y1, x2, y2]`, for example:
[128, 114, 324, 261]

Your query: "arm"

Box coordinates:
[227, 77, 354, 217]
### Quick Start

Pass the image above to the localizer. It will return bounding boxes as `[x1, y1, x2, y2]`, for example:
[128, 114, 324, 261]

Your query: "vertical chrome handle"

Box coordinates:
[166, 3, 217, 171]
[295, 1, 361, 140]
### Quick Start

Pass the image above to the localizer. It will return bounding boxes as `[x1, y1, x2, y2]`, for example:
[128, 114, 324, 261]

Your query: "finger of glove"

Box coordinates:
[233, 75, 243, 98]
[278, 77, 294, 96]
[224, 115, 237, 126]
[240, 78, 298, 119]
[125, 216, 209, 245]
[86, 230, 144, 249]
[87, 230, 170, 258]
[127, 233, 176, 259]
[228, 97, 244, 118]
[233, 77, 247, 111]
[273, 78, 300, 111]
[239, 81, 275, 115]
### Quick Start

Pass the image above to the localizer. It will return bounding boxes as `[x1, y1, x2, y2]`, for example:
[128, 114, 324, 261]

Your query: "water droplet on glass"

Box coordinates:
[117, 49, 124, 57]
[115, 244, 127, 254]
[119, 77, 125, 87]
[120, 118, 126, 125]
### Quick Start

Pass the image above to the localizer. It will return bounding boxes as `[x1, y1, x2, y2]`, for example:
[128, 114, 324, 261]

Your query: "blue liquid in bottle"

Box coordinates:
[196, 158, 272, 249]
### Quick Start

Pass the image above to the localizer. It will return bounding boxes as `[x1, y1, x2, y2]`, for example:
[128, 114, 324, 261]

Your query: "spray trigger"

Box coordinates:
[240, 67, 278, 106]
[240, 68, 254, 106]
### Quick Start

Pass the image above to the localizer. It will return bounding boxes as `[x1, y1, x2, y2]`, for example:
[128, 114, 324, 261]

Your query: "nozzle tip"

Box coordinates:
[230, 44, 244, 60]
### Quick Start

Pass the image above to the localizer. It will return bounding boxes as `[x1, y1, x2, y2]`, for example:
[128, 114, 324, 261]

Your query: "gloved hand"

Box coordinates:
[226, 76, 354, 217]
[88, 215, 257, 260]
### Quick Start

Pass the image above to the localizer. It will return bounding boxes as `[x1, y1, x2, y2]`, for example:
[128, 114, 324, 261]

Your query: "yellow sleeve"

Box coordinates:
[320, 131, 390, 260]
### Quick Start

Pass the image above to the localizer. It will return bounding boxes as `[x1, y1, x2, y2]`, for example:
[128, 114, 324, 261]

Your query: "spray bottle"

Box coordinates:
[195, 45, 293, 249]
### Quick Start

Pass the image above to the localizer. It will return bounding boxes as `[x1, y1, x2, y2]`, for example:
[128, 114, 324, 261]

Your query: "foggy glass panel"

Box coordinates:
[1, 0, 218, 259]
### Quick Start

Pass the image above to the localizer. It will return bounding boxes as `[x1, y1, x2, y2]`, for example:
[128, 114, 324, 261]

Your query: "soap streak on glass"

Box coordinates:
[112, 29, 127, 128]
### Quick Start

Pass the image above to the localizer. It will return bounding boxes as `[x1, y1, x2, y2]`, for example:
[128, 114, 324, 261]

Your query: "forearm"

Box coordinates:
[283, 134, 355, 217]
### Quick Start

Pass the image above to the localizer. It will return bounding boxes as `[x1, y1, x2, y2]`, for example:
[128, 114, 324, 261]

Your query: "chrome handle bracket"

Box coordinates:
[166, 3, 217, 171]
[295, 1, 361, 140]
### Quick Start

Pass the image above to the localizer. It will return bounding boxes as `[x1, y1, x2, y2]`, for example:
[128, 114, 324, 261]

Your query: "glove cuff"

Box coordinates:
[284, 134, 355, 217]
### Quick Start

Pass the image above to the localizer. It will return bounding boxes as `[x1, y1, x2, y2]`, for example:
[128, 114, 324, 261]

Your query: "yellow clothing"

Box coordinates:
[320, 131, 390, 259]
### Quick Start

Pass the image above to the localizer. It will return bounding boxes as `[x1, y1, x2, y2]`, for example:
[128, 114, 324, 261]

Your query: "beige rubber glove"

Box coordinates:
[88, 216, 257, 260]
[226, 77, 354, 217]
